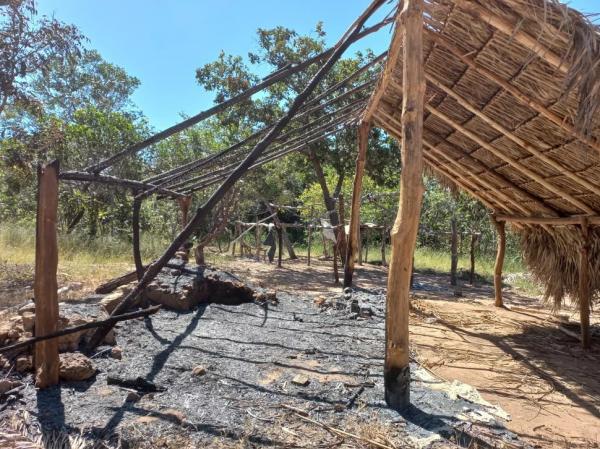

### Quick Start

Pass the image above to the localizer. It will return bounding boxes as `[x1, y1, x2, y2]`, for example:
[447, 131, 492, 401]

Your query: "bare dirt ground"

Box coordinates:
[222, 256, 600, 448]
[1, 255, 598, 448]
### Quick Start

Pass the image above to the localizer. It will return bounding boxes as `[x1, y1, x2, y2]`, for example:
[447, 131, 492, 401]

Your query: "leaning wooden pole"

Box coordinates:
[384, 0, 425, 410]
[86, 0, 386, 350]
[492, 217, 506, 307]
[578, 217, 591, 349]
[344, 122, 371, 287]
[34, 160, 60, 388]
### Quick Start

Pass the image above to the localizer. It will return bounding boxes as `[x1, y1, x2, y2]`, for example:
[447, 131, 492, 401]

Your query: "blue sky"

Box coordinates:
[38, 1, 598, 132]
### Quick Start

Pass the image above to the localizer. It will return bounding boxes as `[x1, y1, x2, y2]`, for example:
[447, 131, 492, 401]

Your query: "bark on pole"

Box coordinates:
[579, 217, 591, 349]
[385, 0, 425, 410]
[34, 160, 60, 388]
[344, 122, 371, 287]
[492, 218, 506, 307]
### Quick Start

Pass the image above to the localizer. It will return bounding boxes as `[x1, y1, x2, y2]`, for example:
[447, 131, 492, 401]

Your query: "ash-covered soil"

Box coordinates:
[1, 269, 524, 448]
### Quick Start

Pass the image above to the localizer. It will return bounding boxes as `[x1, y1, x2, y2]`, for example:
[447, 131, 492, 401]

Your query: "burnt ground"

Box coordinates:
[0, 265, 523, 449]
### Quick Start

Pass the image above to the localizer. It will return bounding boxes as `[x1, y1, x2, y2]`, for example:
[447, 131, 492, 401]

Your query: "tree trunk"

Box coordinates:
[385, 0, 425, 411]
[34, 160, 60, 389]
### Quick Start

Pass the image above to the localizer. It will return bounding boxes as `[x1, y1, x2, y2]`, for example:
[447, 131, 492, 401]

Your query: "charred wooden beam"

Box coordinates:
[85, 0, 388, 350]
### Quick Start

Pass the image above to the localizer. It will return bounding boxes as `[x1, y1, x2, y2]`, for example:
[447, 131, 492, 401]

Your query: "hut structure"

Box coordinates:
[14, 0, 600, 412]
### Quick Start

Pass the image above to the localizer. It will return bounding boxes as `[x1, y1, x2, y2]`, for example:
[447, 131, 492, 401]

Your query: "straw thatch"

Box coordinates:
[365, 0, 600, 306]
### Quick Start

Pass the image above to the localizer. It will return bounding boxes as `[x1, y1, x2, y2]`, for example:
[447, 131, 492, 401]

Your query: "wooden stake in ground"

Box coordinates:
[344, 122, 371, 287]
[450, 217, 458, 286]
[492, 217, 506, 307]
[34, 160, 60, 388]
[578, 217, 591, 349]
[385, 0, 425, 410]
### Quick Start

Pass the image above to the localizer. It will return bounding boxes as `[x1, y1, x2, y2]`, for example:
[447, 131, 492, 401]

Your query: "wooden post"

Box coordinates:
[132, 196, 144, 280]
[333, 244, 340, 285]
[255, 215, 261, 260]
[469, 232, 477, 285]
[364, 227, 369, 264]
[358, 225, 363, 265]
[450, 217, 458, 286]
[385, 0, 425, 411]
[277, 225, 283, 268]
[344, 122, 370, 287]
[381, 226, 387, 266]
[579, 217, 591, 349]
[34, 160, 60, 388]
[307, 206, 314, 266]
[178, 196, 192, 230]
[337, 193, 347, 264]
[492, 218, 506, 307]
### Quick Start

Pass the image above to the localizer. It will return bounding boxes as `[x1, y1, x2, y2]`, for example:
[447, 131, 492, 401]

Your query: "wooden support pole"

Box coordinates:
[358, 225, 363, 265]
[492, 217, 506, 307]
[333, 243, 340, 285]
[307, 206, 314, 266]
[381, 226, 387, 267]
[178, 196, 192, 230]
[132, 196, 144, 280]
[344, 122, 370, 287]
[364, 227, 369, 264]
[469, 233, 477, 285]
[255, 216, 261, 261]
[277, 224, 283, 268]
[34, 160, 60, 389]
[578, 217, 591, 349]
[450, 216, 458, 286]
[385, 0, 425, 410]
[337, 193, 347, 265]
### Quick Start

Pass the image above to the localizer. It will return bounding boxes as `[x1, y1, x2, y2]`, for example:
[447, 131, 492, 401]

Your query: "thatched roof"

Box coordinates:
[364, 0, 600, 305]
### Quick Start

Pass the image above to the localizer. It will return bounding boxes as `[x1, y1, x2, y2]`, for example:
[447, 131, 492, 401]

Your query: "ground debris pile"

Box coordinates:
[144, 260, 277, 311]
[0, 281, 524, 448]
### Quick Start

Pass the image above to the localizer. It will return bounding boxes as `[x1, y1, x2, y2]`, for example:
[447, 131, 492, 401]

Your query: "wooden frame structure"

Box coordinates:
[22, 0, 600, 404]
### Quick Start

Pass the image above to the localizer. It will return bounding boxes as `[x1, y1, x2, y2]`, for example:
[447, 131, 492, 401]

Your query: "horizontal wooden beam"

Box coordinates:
[495, 214, 600, 225]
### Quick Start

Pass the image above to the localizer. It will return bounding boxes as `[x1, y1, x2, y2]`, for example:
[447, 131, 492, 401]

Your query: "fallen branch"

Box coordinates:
[281, 405, 394, 449]
[0, 305, 161, 354]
